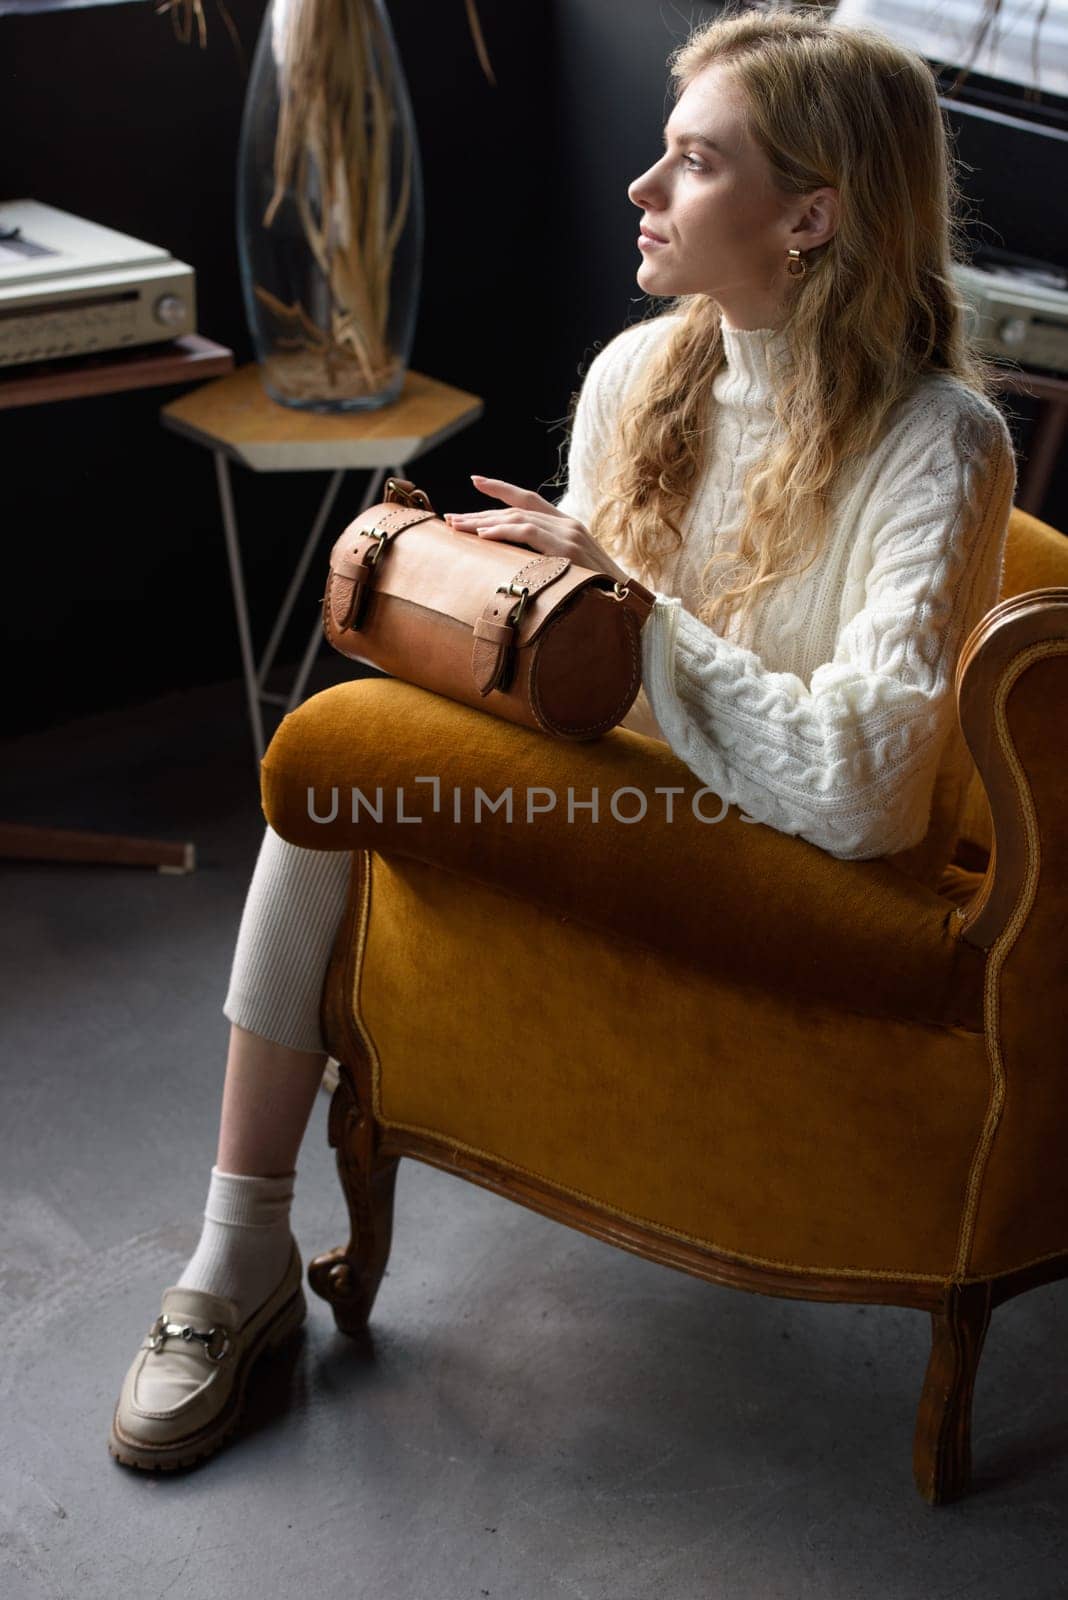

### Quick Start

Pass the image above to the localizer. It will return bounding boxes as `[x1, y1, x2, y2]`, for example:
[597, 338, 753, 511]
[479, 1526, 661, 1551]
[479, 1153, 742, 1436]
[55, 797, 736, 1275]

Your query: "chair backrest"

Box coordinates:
[1002, 507, 1068, 596]
[955, 507, 1068, 865]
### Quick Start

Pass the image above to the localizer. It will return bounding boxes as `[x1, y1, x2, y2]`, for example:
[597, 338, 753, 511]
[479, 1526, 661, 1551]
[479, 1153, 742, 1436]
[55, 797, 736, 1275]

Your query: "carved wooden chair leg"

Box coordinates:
[307, 1056, 400, 1336]
[913, 1280, 993, 1504]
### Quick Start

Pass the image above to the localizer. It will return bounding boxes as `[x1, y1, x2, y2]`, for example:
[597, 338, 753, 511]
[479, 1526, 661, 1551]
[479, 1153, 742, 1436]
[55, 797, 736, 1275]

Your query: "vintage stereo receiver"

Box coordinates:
[0, 199, 197, 369]
[952, 253, 1068, 376]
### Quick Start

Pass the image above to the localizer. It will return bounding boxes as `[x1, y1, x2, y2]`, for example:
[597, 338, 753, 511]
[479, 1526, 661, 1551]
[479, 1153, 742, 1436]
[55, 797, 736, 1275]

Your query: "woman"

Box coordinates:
[109, 4, 1016, 1470]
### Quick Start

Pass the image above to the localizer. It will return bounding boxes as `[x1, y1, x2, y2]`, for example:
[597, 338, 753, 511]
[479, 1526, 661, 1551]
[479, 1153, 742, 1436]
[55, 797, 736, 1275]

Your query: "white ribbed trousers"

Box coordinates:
[222, 824, 353, 1053]
[220, 687, 666, 1052]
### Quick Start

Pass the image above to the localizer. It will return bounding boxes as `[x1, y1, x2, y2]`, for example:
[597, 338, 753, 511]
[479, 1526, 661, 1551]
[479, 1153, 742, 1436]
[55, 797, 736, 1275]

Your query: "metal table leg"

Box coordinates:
[284, 462, 395, 713]
[213, 453, 405, 765]
[214, 450, 267, 765]
[257, 467, 347, 693]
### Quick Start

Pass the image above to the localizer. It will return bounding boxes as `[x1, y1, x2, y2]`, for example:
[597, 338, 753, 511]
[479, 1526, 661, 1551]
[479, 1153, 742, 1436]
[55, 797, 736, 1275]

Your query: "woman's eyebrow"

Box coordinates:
[662, 127, 726, 154]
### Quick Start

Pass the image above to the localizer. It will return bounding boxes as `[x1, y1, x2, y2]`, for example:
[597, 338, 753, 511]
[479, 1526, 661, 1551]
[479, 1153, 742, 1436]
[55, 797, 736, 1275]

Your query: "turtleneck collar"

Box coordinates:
[716, 322, 793, 408]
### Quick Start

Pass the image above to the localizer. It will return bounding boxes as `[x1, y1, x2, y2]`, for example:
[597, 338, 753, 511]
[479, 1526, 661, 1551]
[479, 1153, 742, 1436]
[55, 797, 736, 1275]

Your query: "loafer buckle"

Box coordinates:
[150, 1314, 232, 1364]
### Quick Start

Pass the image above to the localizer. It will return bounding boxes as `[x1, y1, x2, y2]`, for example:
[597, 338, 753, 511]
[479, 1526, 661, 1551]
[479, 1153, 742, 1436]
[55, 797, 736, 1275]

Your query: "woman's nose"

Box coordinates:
[628, 160, 663, 206]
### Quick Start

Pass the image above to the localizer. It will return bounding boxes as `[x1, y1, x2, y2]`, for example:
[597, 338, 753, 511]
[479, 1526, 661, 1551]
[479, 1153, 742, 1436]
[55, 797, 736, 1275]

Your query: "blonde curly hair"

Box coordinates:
[558, 3, 1006, 637]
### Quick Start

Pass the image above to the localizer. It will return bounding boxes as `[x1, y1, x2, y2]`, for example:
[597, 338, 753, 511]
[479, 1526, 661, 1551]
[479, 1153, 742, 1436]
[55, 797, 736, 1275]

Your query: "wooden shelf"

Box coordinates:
[0, 334, 235, 410]
[0, 822, 195, 873]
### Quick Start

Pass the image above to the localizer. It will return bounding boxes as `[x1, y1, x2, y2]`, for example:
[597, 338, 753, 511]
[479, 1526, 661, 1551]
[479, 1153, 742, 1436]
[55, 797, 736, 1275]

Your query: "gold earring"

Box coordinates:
[786, 248, 807, 278]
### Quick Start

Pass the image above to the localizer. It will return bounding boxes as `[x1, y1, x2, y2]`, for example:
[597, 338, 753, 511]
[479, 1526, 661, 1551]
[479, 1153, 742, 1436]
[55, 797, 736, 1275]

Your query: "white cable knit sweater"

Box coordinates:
[554, 315, 1017, 878]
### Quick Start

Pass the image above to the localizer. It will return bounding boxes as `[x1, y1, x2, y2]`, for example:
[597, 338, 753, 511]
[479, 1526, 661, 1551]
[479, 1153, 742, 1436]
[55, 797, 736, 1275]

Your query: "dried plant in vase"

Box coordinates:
[161, 0, 495, 409]
[233, 0, 413, 407]
[256, 0, 413, 403]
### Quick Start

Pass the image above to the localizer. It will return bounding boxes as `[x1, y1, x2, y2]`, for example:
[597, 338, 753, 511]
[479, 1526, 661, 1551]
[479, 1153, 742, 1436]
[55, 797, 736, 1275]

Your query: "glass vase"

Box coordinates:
[236, 0, 424, 412]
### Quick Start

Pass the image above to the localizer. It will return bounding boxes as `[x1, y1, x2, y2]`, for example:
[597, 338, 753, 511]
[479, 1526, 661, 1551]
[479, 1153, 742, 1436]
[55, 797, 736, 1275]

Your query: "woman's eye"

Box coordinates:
[681, 155, 706, 172]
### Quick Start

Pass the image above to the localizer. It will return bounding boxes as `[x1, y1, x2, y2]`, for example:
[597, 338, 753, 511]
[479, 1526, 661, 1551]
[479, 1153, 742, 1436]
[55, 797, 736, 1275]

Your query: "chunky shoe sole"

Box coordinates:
[107, 1282, 307, 1472]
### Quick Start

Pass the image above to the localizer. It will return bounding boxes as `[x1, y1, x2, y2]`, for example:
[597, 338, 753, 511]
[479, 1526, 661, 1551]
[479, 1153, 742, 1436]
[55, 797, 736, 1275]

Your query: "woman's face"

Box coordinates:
[627, 61, 836, 330]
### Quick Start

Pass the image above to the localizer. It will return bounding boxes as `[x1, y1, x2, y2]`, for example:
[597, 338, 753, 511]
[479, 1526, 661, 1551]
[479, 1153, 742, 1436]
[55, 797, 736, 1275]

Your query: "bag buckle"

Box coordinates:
[384, 477, 435, 513]
[495, 581, 530, 628]
[363, 527, 389, 568]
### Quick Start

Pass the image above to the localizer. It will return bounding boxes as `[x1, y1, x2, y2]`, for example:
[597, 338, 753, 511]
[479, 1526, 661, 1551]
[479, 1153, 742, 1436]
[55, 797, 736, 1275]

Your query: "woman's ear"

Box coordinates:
[792, 185, 839, 251]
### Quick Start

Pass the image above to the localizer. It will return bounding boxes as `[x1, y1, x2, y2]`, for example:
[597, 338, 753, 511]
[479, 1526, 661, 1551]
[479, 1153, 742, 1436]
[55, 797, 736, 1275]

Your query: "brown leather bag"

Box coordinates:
[322, 476, 657, 741]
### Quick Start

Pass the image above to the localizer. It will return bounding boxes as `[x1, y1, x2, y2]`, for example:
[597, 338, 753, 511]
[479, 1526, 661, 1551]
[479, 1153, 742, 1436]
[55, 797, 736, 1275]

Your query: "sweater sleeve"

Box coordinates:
[640, 394, 1017, 860]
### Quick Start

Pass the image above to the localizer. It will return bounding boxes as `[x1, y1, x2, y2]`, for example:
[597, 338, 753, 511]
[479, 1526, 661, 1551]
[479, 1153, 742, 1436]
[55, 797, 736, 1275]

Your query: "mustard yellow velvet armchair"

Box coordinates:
[261, 506, 1068, 1506]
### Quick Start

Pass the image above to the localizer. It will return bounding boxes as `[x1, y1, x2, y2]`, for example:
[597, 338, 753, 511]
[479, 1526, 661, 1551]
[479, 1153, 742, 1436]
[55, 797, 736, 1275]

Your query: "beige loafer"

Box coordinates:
[108, 1236, 306, 1472]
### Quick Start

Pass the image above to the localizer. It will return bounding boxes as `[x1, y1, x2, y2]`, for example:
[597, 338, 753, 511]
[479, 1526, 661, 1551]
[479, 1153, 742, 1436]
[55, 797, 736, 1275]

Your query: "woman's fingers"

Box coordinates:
[470, 475, 557, 510]
[447, 477, 561, 522]
[445, 512, 563, 557]
[475, 522, 558, 552]
[444, 502, 622, 580]
[446, 511, 543, 541]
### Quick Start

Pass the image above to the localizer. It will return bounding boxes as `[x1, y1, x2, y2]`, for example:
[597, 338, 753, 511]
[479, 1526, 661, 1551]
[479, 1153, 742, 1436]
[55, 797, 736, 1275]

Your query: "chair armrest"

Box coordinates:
[261, 677, 985, 1029]
[954, 587, 1068, 949]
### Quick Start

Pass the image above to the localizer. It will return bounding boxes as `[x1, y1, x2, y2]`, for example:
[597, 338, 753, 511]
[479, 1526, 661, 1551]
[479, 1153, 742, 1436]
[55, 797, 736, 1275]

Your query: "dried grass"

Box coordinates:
[253, 0, 412, 400]
[159, 0, 496, 404]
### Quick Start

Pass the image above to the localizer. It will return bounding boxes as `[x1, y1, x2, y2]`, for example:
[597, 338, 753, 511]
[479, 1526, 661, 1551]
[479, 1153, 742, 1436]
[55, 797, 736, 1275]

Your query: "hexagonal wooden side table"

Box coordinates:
[160, 363, 484, 765]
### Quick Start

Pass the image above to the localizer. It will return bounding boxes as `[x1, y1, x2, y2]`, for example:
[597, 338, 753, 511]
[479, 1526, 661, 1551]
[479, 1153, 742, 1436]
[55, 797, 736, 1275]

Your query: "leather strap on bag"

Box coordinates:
[472, 554, 571, 696]
[332, 506, 438, 632]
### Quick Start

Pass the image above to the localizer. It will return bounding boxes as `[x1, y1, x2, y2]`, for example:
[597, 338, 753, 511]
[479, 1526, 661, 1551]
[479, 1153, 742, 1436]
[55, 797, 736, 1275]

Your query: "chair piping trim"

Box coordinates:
[952, 639, 1066, 1279]
[347, 847, 381, 1107]
[367, 1104, 951, 1282]
[959, 1241, 1068, 1283]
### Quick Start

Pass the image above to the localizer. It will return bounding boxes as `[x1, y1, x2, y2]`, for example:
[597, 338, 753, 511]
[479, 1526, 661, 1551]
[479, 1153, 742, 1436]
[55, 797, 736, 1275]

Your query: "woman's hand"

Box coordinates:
[443, 475, 630, 584]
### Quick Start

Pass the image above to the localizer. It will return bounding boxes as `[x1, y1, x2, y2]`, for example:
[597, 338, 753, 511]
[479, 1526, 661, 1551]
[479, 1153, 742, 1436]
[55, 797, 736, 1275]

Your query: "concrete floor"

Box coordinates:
[2, 667, 1066, 1600]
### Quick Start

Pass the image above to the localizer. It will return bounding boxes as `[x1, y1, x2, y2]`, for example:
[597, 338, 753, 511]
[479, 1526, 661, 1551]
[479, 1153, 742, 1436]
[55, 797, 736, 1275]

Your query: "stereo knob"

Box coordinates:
[996, 316, 1028, 349]
[154, 294, 187, 327]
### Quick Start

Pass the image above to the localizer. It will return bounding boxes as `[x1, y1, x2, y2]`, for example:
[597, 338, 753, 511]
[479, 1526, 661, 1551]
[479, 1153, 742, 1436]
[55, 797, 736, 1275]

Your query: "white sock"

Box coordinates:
[176, 1164, 296, 1326]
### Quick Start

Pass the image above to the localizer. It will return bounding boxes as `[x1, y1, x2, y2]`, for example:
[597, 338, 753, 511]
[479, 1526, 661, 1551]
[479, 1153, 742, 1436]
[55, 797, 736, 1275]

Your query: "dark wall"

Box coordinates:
[1, 0, 572, 737]
[2, 0, 1065, 737]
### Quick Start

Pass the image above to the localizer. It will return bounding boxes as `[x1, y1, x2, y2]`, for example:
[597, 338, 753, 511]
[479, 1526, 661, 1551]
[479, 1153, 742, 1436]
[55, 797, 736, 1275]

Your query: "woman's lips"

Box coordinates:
[638, 233, 667, 249]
